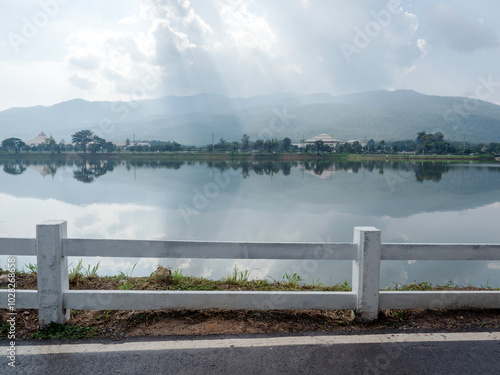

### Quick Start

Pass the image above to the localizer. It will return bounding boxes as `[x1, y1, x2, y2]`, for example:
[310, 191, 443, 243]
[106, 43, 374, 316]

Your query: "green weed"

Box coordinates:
[68, 260, 100, 283]
[68, 259, 85, 283]
[223, 266, 253, 284]
[24, 263, 37, 274]
[311, 278, 325, 287]
[281, 272, 303, 287]
[118, 263, 137, 280]
[1, 322, 10, 337]
[96, 310, 112, 320]
[31, 322, 101, 339]
[171, 268, 184, 281]
[85, 262, 100, 277]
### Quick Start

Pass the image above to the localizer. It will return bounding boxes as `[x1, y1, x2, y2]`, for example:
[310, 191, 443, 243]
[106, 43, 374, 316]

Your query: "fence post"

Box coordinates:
[352, 226, 381, 322]
[36, 220, 69, 328]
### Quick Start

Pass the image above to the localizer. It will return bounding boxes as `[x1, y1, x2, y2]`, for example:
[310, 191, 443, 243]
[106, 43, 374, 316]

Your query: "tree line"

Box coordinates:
[1, 130, 500, 156]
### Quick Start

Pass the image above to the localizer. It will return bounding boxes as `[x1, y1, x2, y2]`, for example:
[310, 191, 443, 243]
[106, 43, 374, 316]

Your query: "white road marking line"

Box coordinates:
[12, 332, 500, 355]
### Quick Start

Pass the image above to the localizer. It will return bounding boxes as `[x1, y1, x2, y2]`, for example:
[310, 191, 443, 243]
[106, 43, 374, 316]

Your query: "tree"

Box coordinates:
[42, 136, 59, 153]
[241, 134, 250, 152]
[377, 140, 386, 153]
[264, 139, 273, 152]
[254, 139, 264, 152]
[282, 137, 292, 152]
[71, 130, 94, 153]
[416, 131, 453, 155]
[340, 143, 353, 154]
[351, 141, 362, 154]
[104, 141, 116, 153]
[314, 140, 325, 154]
[172, 141, 182, 152]
[93, 135, 107, 153]
[264, 139, 279, 153]
[215, 138, 229, 152]
[231, 141, 239, 154]
[367, 139, 376, 153]
[2, 138, 26, 152]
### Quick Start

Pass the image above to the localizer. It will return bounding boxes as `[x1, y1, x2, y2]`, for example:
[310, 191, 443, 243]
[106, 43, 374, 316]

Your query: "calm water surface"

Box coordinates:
[1, 157, 499, 288]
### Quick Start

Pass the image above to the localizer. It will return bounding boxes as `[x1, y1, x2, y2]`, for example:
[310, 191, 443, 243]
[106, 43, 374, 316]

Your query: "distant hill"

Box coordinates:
[1, 90, 499, 145]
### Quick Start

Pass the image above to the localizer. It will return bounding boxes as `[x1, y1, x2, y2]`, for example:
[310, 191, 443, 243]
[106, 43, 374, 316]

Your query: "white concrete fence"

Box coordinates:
[1, 220, 500, 328]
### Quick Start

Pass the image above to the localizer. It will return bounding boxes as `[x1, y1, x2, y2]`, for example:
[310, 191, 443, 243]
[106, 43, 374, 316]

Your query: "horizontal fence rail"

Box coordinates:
[0, 290, 38, 309]
[63, 291, 357, 311]
[0, 221, 499, 328]
[0, 238, 36, 256]
[382, 244, 500, 260]
[379, 291, 500, 310]
[62, 239, 358, 260]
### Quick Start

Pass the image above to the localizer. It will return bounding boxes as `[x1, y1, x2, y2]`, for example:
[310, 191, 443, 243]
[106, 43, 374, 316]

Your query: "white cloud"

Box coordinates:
[68, 54, 101, 70]
[118, 15, 140, 25]
[63, 29, 160, 98]
[68, 73, 97, 90]
[417, 38, 426, 56]
[384, 11, 419, 46]
[218, 1, 277, 51]
[143, 0, 213, 50]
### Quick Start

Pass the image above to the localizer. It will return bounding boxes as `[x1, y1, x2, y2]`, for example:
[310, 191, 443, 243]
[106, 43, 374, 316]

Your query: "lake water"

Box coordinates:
[1, 157, 499, 288]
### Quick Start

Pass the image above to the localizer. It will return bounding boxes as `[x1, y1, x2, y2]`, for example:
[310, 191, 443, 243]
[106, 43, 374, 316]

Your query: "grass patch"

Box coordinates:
[3, 266, 497, 293]
[223, 266, 253, 284]
[30, 322, 101, 339]
[24, 263, 37, 274]
[81, 265, 352, 292]
[68, 260, 101, 287]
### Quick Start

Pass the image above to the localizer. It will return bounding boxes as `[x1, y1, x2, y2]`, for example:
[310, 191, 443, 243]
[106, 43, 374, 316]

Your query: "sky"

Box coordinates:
[0, 0, 500, 111]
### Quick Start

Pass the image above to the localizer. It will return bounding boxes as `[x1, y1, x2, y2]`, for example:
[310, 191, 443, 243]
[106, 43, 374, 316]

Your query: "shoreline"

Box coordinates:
[347, 154, 496, 162]
[0, 152, 496, 163]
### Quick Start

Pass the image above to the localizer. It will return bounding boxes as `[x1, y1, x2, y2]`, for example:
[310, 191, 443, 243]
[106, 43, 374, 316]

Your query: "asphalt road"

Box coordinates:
[2, 330, 499, 374]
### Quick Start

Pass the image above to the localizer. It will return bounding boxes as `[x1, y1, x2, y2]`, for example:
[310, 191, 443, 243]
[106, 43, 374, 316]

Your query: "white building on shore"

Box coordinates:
[300, 133, 344, 148]
[293, 134, 366, 149]
[26, 130, 49, 146]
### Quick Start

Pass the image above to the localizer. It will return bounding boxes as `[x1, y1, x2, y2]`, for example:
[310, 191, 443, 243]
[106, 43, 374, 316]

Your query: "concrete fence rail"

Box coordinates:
[1, 220, 500, 328]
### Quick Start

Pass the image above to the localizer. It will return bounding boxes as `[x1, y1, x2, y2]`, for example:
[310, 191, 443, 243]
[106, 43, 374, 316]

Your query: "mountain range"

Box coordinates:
[1, 90, 499, 145]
